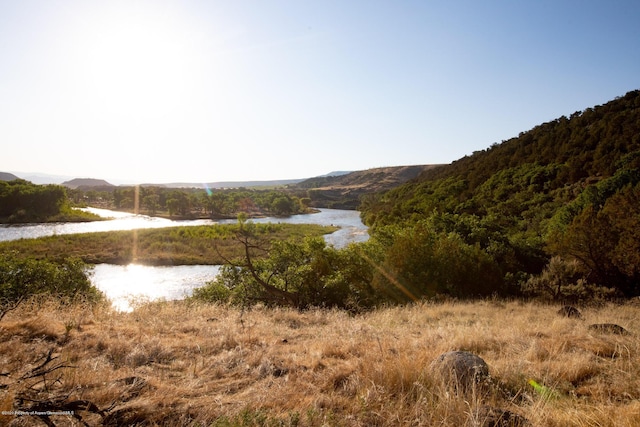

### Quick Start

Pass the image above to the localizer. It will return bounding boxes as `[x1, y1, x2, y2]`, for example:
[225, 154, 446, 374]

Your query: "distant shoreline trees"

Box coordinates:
[69, 186, 311, 219]
[0, 179, 99, 223]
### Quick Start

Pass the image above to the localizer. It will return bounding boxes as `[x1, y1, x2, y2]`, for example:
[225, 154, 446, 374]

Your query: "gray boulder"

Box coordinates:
[431, 351, 490, 393]
[588, 323, 629, 335]
[557, 305, 582, 319]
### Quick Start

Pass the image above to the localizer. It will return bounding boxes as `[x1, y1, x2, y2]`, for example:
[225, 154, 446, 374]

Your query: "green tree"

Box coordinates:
[166, 198, 179, 217]
[549, 206, 617, 285]
[169, 191, 191, 216]
[371, 222, 504, 301]
[271, 196, 294, 215]
[194, 218, 378, 309]
[0, 180, 68, 222]
[601, 184, 640, 281]
[206, 192, 228, 217]
[112, 188, 127, 209]
[522, 256, 615, 303]
[549, 183, 640, 296]
[143, 194, 160, 215]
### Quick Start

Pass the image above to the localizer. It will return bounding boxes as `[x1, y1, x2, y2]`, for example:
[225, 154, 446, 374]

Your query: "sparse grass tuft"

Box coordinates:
[1, 299, 639, 425]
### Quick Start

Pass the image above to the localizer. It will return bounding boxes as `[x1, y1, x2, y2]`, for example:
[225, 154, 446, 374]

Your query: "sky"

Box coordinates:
[1, 1, 639, 185]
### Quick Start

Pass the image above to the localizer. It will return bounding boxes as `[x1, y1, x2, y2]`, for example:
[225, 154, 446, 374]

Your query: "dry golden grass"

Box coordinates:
[1, 299, 639, 426]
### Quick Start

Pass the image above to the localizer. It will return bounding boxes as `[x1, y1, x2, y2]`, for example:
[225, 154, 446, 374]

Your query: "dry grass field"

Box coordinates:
[1, 299, 639, 426]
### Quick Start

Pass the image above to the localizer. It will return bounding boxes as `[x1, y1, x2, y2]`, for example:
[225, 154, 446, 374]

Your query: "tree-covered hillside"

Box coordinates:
[359, 90, 640, 300]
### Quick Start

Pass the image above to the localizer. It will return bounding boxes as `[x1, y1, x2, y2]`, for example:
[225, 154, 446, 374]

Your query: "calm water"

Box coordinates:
[0, 207, 210, 242]
[0, 207, 368, 247]
[90, 264, 221, 312]
[0, 208, 368, 311]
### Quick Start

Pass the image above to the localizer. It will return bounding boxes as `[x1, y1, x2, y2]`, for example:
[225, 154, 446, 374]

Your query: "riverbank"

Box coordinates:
[93, 206, 322, 221]
[0, 207, 103, 224]
[0, 223, 338, 265]
[1, 299, 638, 426]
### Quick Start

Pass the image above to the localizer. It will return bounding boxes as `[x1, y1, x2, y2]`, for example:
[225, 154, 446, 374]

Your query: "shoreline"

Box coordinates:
[92, 206, 322, 221]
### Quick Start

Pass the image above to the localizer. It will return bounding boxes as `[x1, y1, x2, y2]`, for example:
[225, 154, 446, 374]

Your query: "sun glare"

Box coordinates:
[78, 5, 199, 120]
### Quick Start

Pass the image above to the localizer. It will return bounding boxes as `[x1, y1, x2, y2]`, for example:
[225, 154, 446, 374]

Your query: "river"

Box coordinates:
[0, 208, 368, 311]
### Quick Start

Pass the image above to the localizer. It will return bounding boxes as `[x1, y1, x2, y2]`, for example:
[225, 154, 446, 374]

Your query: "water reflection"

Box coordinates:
[91, 264, 221, 312]
[2, 207, 369, 311]
[0, 208, 199, 242]
[252, 209, 370, 247]
[0, 207, 368, 248]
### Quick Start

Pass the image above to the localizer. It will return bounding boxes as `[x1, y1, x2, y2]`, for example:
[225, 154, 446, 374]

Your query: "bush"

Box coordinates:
[371, 222, 504, 302]
[191, 237, 379, 310]
[522, 256, 617, 303]
[0, 251, 102, 319]
[191, 271, 237, 304]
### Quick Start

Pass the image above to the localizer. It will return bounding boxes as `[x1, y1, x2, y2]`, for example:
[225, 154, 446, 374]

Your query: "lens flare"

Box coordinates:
[132, 185, 140, 261]
[356, 249, 418, 302]
[528, 379, 559, 399]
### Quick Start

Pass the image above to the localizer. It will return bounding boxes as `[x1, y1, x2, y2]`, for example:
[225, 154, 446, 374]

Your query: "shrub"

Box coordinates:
[191, 237, 379, 310]
[191, 277, 234, 303]
[0, 251, 102, 319]
[371, 222, 504, 302]
[522, 256, 616, 303]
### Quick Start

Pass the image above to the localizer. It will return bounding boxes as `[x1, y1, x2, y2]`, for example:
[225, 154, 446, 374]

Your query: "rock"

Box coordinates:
[557, 305, 582, 319]
[430, 351, 490, 392]
[588, 323, 629, 335]
[477, 406, 529, 427]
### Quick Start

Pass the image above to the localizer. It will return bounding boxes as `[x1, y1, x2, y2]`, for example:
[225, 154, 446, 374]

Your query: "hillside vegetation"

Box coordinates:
[359, 90, 640, 300]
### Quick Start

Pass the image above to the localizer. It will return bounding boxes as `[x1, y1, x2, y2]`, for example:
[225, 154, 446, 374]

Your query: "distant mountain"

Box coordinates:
[160, 178, 305, 189]
[320, 171, 352, 177]
[15, 172, 75, 185]
[292, 165, 442, 209]
[61, 178, 115, 189]
[0, 172, 20, 181]
[5, 168, 417, 194]
[6, 171, 135, 186]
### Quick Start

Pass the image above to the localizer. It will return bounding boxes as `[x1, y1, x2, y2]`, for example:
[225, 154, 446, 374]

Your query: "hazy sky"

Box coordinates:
[1, 1, 639, 184]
